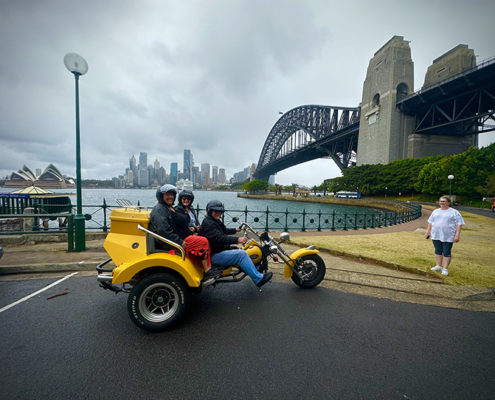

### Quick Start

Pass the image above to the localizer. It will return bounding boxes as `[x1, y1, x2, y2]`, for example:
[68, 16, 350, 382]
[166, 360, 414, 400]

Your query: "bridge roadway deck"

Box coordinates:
[1, 206, 493, 311]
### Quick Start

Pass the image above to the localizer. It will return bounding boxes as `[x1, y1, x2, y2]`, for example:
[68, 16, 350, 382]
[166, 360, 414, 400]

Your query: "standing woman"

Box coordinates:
[149, 185, 219, 277]
[175, 190, 200, 233]
[425, 196, 465, 276]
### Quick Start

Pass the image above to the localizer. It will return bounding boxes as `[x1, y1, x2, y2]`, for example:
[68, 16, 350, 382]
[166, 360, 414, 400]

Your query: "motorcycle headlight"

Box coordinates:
[269, 245, 278, 254]
[279, 232, 290, 242]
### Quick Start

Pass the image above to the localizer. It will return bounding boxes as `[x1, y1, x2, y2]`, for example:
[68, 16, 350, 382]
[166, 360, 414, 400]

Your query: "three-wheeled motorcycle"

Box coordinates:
[97, 203, 326, 332]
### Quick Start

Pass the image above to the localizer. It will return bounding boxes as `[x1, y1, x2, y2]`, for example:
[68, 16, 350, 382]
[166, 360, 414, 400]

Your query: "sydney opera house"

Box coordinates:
[3, 164, 75, 189]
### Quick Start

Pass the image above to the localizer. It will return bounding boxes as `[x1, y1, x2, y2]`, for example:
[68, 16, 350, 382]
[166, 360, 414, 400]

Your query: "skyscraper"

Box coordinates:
[137, 152, 148, 187]
[130, 155, 136, 171]
[139, 152, 147, 170]
[183, 149, 192, 180]
[219, 168, 226, 184]
[201, 163, 210, 185]
[192, 166, 199, 185]
[170, 162, 178, 185]
[212, 166, 218, 183]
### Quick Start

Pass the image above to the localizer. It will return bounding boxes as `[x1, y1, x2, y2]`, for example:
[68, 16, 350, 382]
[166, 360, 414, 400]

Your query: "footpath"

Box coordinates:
[0, 209, 494, 312]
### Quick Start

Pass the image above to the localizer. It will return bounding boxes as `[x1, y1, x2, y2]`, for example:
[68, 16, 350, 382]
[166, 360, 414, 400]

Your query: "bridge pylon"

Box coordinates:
[357, 35, 415, 166]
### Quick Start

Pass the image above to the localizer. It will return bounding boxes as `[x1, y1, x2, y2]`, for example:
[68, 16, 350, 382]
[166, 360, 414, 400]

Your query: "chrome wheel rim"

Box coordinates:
[138, 282, 179, 323]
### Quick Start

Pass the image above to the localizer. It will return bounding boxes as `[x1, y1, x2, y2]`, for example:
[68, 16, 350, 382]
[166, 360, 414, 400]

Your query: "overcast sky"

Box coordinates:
[1, 0, 494, 187]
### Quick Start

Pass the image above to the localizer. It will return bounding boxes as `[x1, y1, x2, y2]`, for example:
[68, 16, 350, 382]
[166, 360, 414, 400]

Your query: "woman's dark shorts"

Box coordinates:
[432, 240, 453, 257]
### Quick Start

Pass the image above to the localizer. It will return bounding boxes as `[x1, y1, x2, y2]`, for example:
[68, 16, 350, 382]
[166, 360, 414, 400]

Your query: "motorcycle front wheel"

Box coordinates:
[291, 254, 326, 289]
[127, 272, 191, 332]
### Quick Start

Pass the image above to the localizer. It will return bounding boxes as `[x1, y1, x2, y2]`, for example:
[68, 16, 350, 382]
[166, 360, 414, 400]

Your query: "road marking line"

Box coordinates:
[0, 272, 79, 314]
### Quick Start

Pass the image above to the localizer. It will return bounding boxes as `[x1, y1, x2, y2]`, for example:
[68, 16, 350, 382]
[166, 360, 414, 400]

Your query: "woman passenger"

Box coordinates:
[149, 185, 221, 278]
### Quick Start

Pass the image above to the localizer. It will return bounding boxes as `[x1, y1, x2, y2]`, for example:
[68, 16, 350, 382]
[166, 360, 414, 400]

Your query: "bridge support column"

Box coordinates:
[357, 36, 415, 166]
[407, 134, 477, 158]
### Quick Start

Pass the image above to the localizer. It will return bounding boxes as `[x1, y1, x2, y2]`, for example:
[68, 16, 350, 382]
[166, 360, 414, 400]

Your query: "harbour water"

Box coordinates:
[1, 188, 394, 231]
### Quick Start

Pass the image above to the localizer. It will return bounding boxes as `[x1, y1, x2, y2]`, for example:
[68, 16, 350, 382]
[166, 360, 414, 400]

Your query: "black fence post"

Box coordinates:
[265, 206, 269, 232]
[302, 209, 306, 232]
[317, 210, 322, 232]
[284, 208, 289, 231]
[343, 212, 348, 230]
[354, 211, 358, 230]
[331, 210, 336, 231]
[33, 199, 39, 231]
[68, 214, 74, 252]
[102, 198, 108, 233]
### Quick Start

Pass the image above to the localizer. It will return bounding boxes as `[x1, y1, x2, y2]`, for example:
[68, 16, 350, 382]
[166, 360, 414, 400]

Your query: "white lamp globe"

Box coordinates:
[448, 174, 454, 180]
[64, 53, 88, 75]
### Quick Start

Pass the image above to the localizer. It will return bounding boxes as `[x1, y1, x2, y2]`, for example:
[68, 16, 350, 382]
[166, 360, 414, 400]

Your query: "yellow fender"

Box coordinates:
[284, 248, 320, 278]
[112, 253, 204, 287]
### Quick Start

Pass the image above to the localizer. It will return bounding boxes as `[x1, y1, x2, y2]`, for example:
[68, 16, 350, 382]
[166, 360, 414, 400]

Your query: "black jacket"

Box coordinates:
[149, 201, 184, 249]
[174, 204, 199, 230]
[200, 216, 238, 254]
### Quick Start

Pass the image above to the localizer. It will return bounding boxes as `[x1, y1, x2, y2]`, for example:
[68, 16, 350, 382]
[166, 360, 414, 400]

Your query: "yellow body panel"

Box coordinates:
[108, 208, 151, 235]
[112, 253, 204, 287]
[104, 233, 147, 266]
[283, 248, 319, 278]
[243, 240, 263, 265]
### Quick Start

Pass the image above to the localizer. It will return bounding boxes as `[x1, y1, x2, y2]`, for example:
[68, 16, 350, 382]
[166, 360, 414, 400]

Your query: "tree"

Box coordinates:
[245, 180, 269, 194]
[415, 144, 495, 198]
[475, 172, 495, 197]
[311, 185, 318, 195]
[290, 183, 298, 196]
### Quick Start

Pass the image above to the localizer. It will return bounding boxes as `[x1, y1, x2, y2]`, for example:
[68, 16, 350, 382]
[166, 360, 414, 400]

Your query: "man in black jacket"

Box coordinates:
[200, 200, 272, 288]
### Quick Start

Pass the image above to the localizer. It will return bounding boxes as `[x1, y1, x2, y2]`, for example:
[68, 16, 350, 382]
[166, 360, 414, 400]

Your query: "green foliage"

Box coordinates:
[321, 143, 495, 200]
[81, 179, 114, 188]
[244, 180, 269, 194]
[415, 144, 495, 197]
[331, 156, 442, 196]
[475, 173, 495, 197]
[230, 180, 247, 190]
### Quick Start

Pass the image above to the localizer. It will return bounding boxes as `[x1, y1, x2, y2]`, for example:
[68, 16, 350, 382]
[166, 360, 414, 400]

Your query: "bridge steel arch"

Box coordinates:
[254, 105, 360, 181]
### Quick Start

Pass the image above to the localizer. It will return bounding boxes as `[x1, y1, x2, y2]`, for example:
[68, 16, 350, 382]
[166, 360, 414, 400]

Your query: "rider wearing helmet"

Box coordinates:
[200, 200, 272, 288]
[175, 190, 199, 232]
[150, 185, 218, 277]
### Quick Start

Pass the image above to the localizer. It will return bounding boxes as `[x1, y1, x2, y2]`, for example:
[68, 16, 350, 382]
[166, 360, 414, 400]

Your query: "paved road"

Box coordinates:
[1, 275, 495, 399]
[414, 201, 495, 219]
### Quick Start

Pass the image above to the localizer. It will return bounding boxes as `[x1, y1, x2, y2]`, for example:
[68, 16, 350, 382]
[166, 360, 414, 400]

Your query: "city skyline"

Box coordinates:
[115, 149, 254, 188]
[1, 1, 494, 187]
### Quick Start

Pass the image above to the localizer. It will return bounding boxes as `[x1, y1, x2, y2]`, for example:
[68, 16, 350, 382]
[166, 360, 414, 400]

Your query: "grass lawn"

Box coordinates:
[290, 210, 495, 287]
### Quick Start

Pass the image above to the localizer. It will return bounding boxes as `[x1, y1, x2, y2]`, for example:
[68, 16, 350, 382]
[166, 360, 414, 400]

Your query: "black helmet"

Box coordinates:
[178, 190, 195, 204]
[156, 184, 177, 203]
[206, 200, 225, 216]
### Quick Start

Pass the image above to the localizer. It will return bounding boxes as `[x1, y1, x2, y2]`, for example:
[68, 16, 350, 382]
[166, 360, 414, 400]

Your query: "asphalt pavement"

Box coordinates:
[1, 275, 495, 400]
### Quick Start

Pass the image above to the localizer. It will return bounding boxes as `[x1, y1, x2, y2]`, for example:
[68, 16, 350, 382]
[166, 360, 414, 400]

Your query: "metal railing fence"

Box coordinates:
[0, 198, 422, 243]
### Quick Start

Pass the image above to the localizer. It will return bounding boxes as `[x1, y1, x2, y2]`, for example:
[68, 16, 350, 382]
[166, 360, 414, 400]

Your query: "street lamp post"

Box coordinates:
[448, 174, 454, 199]
[385, 187, 388, 198]
[64, 53, 88, 252]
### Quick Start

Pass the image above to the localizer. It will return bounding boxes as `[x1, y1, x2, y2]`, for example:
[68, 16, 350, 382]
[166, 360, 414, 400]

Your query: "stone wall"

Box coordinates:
[0, 218, 23, 232]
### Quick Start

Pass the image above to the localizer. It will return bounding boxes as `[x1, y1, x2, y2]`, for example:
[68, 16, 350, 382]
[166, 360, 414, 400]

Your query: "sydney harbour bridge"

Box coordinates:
[253, 37, 495, 181]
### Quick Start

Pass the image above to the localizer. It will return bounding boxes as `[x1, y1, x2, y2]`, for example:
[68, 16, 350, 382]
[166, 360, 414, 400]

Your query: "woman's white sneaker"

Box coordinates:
[441, 268, 449, 276]
[431, 266, 443, 271]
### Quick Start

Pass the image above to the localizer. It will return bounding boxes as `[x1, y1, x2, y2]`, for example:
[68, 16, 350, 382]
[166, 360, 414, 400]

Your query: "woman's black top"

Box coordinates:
[170, 210, 191, 240]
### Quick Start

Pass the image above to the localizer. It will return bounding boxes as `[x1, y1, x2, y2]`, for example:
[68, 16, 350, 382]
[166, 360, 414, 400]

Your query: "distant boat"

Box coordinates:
[176, 179, 194, 192]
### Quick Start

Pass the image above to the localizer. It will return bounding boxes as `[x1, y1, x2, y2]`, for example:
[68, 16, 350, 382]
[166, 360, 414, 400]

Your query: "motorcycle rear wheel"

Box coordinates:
[291, 254, 326, 289]
[127, 272, 190, 332]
